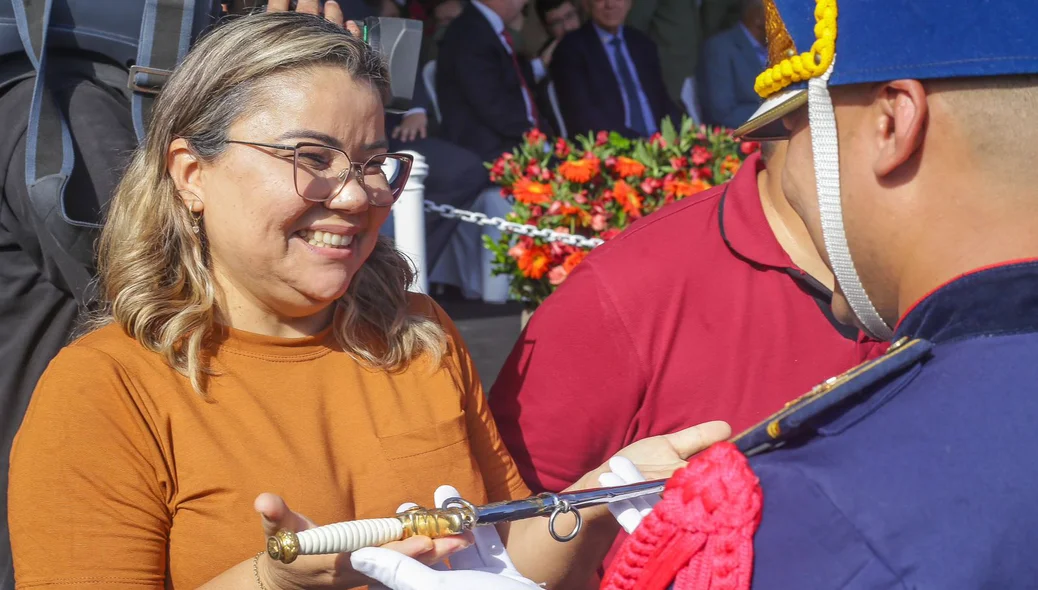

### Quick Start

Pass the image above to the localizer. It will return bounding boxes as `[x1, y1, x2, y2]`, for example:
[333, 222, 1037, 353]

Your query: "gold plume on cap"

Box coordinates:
[764, 0, 798, 69]
[754, 0, 838, 98]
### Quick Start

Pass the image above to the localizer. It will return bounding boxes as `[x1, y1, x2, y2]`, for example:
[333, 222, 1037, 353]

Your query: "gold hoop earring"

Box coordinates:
[178, 190, 204, 234]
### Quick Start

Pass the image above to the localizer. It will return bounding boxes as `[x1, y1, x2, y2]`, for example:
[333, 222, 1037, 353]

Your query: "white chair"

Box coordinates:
[681, 76, 703, 126]
[547, 81, 567, 138]
[422, 61, 441, 124]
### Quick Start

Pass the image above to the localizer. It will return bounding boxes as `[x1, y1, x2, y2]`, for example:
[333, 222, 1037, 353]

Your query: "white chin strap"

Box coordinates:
[808, 59, 895, 341]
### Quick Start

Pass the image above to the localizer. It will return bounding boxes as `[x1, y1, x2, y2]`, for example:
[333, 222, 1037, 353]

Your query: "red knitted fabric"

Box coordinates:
[599, 442, 762, 590]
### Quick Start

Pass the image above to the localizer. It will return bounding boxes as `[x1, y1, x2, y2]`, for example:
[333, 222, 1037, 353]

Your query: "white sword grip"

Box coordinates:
[296, 517, 405, 555]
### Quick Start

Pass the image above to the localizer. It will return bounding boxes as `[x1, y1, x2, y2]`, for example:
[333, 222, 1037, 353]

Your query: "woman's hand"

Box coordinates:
[253, 493, 471, 589]
[576, 421, 733, 492]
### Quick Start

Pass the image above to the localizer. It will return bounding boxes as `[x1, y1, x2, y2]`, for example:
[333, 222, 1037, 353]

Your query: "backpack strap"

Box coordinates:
[130, 0, 197, 140]
[11, 0, 97, 301]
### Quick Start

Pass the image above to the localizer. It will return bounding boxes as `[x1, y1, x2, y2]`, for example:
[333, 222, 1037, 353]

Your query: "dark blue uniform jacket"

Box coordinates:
[748, 260, 1038, 588]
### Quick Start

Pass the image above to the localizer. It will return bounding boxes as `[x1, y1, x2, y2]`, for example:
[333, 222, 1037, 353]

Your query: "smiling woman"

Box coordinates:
[5, 11, 528, 590]
[6, 11, 730, 590]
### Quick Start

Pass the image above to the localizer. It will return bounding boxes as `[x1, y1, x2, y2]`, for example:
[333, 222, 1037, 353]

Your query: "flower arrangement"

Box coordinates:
[483, 116, 758, 309]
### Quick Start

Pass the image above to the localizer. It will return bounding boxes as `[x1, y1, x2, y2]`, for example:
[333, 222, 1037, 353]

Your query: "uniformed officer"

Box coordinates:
[346, 0, 1038, 587]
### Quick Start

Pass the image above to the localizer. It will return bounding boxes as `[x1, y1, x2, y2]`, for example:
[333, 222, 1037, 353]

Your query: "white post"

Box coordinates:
[395, 150, 428, 294]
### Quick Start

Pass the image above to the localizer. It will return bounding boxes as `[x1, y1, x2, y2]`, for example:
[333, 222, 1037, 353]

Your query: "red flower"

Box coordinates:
[600, 228, 622, 240]
[595, 130, 610, 146]
[525, 128, 547, 145]
[548, 265, 569, 286]
[649, 132, 666, 148]
[526, 163, 542, 177]
[740, 141, 760, 155]
[555, 137, 571, 158]
[691, 145, 712, 165]
[640, 177, 663, 195]
[669, 156, 689, 170]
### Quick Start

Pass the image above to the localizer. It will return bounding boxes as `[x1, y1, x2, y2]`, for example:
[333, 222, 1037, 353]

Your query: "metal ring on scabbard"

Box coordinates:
[542, 493, 582, 542]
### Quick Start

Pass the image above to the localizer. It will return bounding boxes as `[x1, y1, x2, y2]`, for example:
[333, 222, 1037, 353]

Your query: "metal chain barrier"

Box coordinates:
[423, 201, 605, 249]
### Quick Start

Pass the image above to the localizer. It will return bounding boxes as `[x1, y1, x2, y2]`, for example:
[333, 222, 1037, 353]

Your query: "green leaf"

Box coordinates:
[609, 131, 631, 151]
[661, 116, 677, 147]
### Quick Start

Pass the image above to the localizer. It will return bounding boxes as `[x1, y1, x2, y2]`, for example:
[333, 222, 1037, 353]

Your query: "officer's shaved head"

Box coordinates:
[929, 75, 1038, 179]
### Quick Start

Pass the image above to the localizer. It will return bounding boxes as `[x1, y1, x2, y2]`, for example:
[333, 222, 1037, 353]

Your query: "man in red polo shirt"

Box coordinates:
[489, 142, 885, 497]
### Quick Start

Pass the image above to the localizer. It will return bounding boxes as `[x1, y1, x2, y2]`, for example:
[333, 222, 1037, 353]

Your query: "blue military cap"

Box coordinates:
[732, 337, 933, 456]
[735, 0, 1038, 140]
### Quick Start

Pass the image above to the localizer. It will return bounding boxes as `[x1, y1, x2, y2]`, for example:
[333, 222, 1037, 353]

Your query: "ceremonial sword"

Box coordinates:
[265, 338, 925, 563]
[265, 479, 666, 563]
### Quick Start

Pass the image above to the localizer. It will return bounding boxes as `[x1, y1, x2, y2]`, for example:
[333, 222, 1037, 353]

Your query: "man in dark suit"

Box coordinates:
[387, 66, 491, 268]
[696, 0, 767, 129]
[436, 0, 555, 161]
[549, 0, 683, 139]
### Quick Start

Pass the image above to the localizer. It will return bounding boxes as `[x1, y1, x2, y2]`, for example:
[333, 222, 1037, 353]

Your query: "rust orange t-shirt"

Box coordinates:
[8, 295, 530, 588]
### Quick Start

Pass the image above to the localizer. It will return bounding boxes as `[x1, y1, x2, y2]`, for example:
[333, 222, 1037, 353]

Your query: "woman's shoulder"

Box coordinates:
[43, 323, 162, 387]
[405, 292, 453, 328]
[403, 292, 467, 358]
[65, 322, 147, 361]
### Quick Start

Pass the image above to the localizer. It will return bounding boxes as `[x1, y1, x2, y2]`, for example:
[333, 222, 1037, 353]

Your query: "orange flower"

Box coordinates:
[613, 180, 643, 218]
[612, 156, 646, 178]
[721, 155, 742, 175]
[664, 178, 712, 199]
[559, 203, 593, 226]
[513, 178, 554, 205]
[562, 251, 588, 273]
[559, 157, 601, 184]
[517, 245, 552, 279]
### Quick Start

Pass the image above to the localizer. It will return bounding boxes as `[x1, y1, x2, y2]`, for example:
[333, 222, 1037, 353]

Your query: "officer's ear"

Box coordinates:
[872, 79, 929, 179]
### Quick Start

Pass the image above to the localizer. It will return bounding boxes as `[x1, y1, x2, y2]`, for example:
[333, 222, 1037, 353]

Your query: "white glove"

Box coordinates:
[352, 485, 541, 590]
[598, 456, 659, 534]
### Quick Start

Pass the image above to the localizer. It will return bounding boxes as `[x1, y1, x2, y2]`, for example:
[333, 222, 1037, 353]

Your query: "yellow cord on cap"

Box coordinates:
[754, 0, 838, 98]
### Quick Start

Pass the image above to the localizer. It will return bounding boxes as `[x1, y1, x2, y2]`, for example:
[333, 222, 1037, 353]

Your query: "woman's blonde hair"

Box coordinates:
[91, 11, 445, 394]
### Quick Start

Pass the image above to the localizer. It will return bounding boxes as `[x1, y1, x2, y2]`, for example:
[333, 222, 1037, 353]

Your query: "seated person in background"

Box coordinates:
[436, 0, 557, 161]
[550, 0, 683, 138]
[696, 0, 766, 129]
[534, 0, 581, 60]
[490, 141, 886, 570]
[422, 0, 466, 61]
[6, 12, 725, 590]
[378, 1, 492, 269]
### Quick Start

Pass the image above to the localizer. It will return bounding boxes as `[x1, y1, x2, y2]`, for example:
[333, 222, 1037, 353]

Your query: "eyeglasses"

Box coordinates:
[223, 140, 413, 206]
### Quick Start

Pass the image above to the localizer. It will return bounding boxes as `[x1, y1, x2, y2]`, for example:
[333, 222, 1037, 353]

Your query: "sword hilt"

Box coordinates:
[266, 506, 472, 564]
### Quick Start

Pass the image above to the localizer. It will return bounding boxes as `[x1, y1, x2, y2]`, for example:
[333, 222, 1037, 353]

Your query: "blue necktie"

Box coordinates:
[609, 37, 649, 137]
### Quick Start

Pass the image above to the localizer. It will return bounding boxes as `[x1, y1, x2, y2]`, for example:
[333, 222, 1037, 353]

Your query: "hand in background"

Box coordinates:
[539, 38, 561, 68]
[392, 112, 429, 142]
[266, 0, 351, 30]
